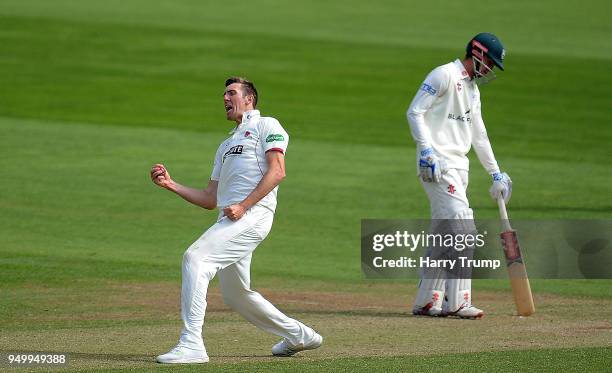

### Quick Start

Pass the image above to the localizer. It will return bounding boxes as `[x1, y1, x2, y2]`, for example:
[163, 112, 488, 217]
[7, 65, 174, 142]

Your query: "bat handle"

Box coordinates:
[497, 197, 512, 232]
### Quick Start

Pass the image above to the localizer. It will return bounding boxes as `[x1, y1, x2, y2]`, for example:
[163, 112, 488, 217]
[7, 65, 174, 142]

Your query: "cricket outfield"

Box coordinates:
[1, 0, 611, 371]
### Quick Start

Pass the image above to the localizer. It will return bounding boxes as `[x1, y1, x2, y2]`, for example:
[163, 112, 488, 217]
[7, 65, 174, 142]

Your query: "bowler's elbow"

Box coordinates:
[274, 168, 286, 184]
[201, 195, 217, 210]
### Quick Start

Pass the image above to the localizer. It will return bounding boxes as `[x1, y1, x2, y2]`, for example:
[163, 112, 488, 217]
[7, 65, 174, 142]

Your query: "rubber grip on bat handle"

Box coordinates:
[497, 197, 512, 232]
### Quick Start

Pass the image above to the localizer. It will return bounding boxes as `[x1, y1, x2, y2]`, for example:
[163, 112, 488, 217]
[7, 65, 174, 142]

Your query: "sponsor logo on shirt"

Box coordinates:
[244, 131, 251, 137]
[223, 145, 243, 161]
[266, 134, 284, 143]
[447, 110, 472, 123]
[421, 83, 437, 96]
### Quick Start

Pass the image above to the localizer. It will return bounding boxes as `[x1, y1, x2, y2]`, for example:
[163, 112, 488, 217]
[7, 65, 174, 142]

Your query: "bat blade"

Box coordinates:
[500, 230, 535, 316]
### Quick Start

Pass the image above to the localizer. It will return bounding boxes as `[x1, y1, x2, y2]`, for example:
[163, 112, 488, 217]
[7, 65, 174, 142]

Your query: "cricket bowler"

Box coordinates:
[406, 33, 513, 318]
[151, 77, 322, 363]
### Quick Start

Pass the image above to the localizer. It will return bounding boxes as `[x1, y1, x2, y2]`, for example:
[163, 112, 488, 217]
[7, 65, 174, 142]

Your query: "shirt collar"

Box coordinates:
[453, 59, 471, 81]
[242, 109, 260, 124]
[229, 109, 260, 134]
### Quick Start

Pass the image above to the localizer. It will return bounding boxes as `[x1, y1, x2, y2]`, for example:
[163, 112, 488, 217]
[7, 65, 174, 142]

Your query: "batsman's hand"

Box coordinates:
[150, 163, 175, 191]
[489, 172, 512, 203]
[223, 204, 246, 221]
[419, 147, 446, 183]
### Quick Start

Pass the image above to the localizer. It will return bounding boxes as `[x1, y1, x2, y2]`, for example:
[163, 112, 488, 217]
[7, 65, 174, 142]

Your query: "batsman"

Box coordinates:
[406, 33, 512, 318]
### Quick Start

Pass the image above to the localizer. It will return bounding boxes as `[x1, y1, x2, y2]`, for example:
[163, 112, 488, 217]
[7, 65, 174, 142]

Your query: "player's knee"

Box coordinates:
[221, 290, 242, 309]
[431, 202, 470, 219]
[220, 285, 253, 308]
[182, 249, 198, 266]
[452, 208, 477, 233]
[182, 251, 218, 278]
[453, 208, 474, 220]
[221, 292, 237, 309]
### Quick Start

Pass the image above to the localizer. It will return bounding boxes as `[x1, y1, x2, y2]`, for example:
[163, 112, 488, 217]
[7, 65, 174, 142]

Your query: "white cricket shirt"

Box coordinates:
[406, 59, 499, 174]
[211, 110, 289, 212]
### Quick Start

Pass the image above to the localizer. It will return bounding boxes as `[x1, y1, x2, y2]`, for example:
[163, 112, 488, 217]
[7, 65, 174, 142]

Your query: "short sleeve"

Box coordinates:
[210, 143, 224, 181]
[260, 118, 289, 154]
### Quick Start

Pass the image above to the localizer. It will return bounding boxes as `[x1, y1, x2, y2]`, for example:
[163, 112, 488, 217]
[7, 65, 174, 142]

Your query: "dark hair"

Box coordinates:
[225, 77, 258, 107]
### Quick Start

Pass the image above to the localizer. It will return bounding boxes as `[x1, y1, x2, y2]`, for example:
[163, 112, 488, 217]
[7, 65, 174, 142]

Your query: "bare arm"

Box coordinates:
[223, 151, 286, 220]
[150, 163, 218, 210]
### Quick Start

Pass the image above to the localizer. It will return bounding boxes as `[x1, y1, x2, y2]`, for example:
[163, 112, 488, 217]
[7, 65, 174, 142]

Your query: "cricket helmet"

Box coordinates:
[466, 32, 505, 71]
[466, 32, 505, 84]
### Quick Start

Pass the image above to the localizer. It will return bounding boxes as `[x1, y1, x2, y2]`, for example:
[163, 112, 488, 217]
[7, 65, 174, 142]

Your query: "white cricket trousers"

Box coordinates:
[178, 204, 317, 351]
[414, 169, 475, 312]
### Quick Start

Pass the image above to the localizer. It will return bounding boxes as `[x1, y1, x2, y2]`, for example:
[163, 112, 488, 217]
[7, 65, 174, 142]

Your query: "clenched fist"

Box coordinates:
[150, 164, 175, 191]
[223, 204, 246, 221]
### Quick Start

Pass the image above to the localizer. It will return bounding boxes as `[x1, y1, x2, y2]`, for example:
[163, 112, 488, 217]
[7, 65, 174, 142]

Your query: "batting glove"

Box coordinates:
[489, 172, 512, 203]
[419, 147, 446, 183]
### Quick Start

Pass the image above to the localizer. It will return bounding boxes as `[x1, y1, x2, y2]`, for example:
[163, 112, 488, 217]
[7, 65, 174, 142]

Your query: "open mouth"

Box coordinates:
[225, 104, 232, 113]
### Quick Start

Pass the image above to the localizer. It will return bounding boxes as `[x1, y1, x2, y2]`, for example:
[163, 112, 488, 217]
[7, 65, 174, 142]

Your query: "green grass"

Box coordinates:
[106, 347, 612, 372]
[2, 118, 611, 290]
[1, 0, 611, 371]
[7, 346, 597, 372]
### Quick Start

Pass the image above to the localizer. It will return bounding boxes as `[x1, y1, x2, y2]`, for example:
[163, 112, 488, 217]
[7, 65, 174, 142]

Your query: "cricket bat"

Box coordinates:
[497, 197, 535, 316]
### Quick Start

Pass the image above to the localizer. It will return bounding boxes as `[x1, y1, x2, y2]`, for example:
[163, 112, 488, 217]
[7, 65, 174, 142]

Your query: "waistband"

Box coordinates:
[217, 203, 274, 220]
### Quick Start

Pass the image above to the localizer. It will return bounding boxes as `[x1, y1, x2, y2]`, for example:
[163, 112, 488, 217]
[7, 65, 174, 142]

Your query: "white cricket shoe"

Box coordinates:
[156, 345, 209, 364]
[412, 303, 443, 317]
[442, 305, 484, 319]
[272, 333, 323, 357]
